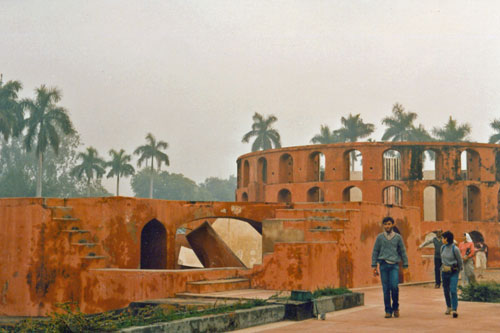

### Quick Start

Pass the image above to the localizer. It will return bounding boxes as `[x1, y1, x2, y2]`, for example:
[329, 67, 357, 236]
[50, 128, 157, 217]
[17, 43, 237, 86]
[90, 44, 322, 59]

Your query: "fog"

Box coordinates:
[2, 1, 500, 196]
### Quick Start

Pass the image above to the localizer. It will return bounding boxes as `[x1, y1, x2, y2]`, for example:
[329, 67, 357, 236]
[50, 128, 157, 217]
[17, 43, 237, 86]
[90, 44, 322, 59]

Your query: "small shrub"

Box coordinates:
[459, 281, 500, 303]
[313, 286, 352, 298]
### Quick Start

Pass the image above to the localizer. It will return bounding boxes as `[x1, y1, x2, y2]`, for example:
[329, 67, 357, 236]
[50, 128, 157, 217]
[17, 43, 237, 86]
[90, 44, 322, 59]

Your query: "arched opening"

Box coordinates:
[383, 150, 401, 180]
[243, 160, 250, 187]
[237, 159, 241, 188]
[141, 219, 166, 269]
[383, 186, 402, 206]
[277, 189, 292, 203]
[461, 149, 480, 181]
[307, 186, 324, 202]
[498, 189, 500, 222]
[345, 150, 363, 180]
[496, 152, 500, 181]
[279, 154, 294, 183]
[463, 185, 481, 221]
[176, 218, 263, 269]
[422, 150, 437, 180]
[241, 192, 248, 202]
[258, 157, 267, 184]
[307, 152, 325, 181]
[423, 186, 443, 221]
[342, 186, 362, 202]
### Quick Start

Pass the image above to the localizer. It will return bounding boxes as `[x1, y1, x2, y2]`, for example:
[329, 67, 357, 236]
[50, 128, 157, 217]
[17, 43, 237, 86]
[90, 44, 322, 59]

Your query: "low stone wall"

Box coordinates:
[119, 304, 285, 333]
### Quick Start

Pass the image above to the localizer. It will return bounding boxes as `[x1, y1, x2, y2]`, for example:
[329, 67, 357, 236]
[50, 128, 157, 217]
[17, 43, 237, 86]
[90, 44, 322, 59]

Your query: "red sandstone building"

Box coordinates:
[1, 142, 499, 316]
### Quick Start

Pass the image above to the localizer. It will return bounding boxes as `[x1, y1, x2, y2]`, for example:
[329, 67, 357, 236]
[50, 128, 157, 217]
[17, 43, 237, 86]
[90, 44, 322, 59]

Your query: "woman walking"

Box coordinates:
[440, 231, 463, 318]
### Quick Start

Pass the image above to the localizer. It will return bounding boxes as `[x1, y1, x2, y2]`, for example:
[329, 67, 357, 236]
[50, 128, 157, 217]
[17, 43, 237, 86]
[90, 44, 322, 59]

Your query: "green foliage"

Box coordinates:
[199, 175, 236, 201]
[12, 300, 267, 332]
[242, 112, 281, 151]
[0, 135, 111, 198]
[131, 169, 235, 201]
[312, 286, 352, 299]
[336, 113, 375, 143]
[432, 116, 471, 142]
[381, 103, 431, 142]
[311, 125, 343, 144]
[459, 281, 500, 303]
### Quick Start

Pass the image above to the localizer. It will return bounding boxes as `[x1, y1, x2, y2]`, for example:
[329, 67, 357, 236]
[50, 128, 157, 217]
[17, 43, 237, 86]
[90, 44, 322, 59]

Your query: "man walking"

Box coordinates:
[372, 216, 409, 318]
[418, 230, 443, 288]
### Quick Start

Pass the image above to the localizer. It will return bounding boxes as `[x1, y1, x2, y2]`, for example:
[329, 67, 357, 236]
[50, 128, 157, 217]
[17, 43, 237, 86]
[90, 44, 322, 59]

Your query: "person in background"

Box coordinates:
[418, 230, 443, 288]
[371, 217, 409, 318]
[440, 231, 463, 318]
[474, 240, 488, 279]
[458, 233, 475, 286]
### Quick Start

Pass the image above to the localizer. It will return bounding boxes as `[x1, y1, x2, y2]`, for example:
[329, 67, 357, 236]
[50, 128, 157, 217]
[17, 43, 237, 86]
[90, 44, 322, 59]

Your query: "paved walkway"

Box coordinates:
[235, 283, 500, 332]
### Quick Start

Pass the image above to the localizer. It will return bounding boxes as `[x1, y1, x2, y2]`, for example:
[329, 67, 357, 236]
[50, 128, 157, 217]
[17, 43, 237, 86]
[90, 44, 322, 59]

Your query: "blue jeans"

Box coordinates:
[380, 261, 399, 314]
[442, 271, 459, 310]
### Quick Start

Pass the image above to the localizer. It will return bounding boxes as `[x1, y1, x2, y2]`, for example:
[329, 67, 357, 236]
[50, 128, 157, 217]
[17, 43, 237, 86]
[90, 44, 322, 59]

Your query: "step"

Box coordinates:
[47, 206, 73, 210]
[186, 278, 250, 294]
[53, 217, 79, 222]
[63, 229, 90, 234]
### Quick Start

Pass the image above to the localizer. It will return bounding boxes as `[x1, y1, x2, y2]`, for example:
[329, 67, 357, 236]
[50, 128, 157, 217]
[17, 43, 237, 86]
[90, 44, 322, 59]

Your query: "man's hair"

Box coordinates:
[442, 231, 454, 244]
[382, 216, 394, 224]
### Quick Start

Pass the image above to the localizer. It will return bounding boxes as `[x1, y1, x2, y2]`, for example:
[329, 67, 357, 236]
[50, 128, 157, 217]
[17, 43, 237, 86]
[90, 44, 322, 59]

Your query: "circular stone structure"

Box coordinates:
[236, 141, 500, 222]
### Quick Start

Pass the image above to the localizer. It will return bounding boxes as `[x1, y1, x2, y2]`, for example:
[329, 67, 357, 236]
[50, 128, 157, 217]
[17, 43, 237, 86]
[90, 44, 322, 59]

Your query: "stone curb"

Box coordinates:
[119, 304, 285, 333]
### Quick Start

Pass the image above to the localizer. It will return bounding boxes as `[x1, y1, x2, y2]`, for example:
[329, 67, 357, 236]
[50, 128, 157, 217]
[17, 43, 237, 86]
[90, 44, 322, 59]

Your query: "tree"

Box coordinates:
[71, 147, 106, 196]
[106, 149, 135, 196]
[0, 76, 24, 141]
[310, 125, 342, 144]
[199, 175, 237, 201]
[134, 133, 170, 198]
[488, 119, 500, 144]
[336, 113, 375, 143]
[22, 85, 75, 197]
[432, 116, 471, 142]
[381, 103, 419, 141]
[242, 112, 281, 151]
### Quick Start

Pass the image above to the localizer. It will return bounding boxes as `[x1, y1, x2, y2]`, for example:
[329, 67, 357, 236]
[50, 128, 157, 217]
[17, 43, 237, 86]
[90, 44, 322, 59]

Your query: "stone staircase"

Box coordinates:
[47, 203, 107, 268]
[184, 277, 251, 294]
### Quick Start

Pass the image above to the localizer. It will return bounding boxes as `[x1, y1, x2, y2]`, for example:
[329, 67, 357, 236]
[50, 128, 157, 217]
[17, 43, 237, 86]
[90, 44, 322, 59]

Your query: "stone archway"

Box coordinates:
[141, 219, 167, 269]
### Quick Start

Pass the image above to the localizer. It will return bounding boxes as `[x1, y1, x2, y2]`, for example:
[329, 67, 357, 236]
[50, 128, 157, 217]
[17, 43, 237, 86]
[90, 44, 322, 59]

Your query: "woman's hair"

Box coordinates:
[442, 231, 454, 244]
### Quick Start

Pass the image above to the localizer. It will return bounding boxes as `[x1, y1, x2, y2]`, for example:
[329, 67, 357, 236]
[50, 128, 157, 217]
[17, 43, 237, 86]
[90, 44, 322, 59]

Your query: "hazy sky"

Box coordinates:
[2, 1, 500, 196]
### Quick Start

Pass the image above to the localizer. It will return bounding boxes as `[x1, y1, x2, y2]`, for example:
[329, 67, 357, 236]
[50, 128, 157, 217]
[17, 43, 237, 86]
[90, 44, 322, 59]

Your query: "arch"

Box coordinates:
[461, 149, 480, 181]
[141, 219, 167, 269]
[277, 189, 292, 203]
[344, 150, 363, 180]
[257, 157, 268, 184]
[241, 192, 248, 202]
[242, 160, 250, 187]
[422, 149, 439, 180]
[383, 186, 402, 206]
[307, 186, 324, 202]
[279, 154, 294, 183]
[383, 150, 401, 180]
[342, 186, 362, 202]
[423, 186, 443, 221]
[463, 185, 481, 221]
[496, 152, 500, 181]
[307, 151, 325, 182]
[236, 159, 241, 188]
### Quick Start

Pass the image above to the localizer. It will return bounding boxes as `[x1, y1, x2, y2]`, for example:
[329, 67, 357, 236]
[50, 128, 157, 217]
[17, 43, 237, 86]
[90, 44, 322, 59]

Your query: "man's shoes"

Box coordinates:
[435, 284, 440, 289]
[445, 307, 451, 315]
[385, 313, 392, 318]
[452, 310, 458, 318]
[393, 310, 399, 318]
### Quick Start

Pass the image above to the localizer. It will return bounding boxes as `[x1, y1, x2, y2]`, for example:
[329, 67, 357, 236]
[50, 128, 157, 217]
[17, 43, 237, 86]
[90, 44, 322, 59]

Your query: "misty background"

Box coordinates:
[2, 1, 500, 196]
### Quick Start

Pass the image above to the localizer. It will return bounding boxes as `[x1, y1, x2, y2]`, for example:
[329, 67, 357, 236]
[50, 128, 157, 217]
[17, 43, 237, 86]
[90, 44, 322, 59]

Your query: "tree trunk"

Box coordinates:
[149, 175, 153, 198]
[116, 175, 120, 196]
[36, 153, 43, 197]
[87, 179, 91, 197]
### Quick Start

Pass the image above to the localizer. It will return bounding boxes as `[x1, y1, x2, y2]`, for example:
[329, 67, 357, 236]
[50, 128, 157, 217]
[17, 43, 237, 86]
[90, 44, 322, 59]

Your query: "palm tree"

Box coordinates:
[432, 116, 471, 142]
[0, 75, 24, 141]
[336, 113, 375, 142]
[311, 125, 342, 144]
[134, 133, 170, 198]
[242, 112, 281, 151]
[488, 119, 500, 144]
[71, 147, 107, 197]
[106, 149, 135, 196]
[22, 85, 75, 197]
[336, 114, 375, 171]
[381, 103, 418, 141]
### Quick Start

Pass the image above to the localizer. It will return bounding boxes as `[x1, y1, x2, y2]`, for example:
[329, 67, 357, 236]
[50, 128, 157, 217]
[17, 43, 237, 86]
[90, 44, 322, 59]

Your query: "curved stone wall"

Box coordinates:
[236, 142, 500, 222]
